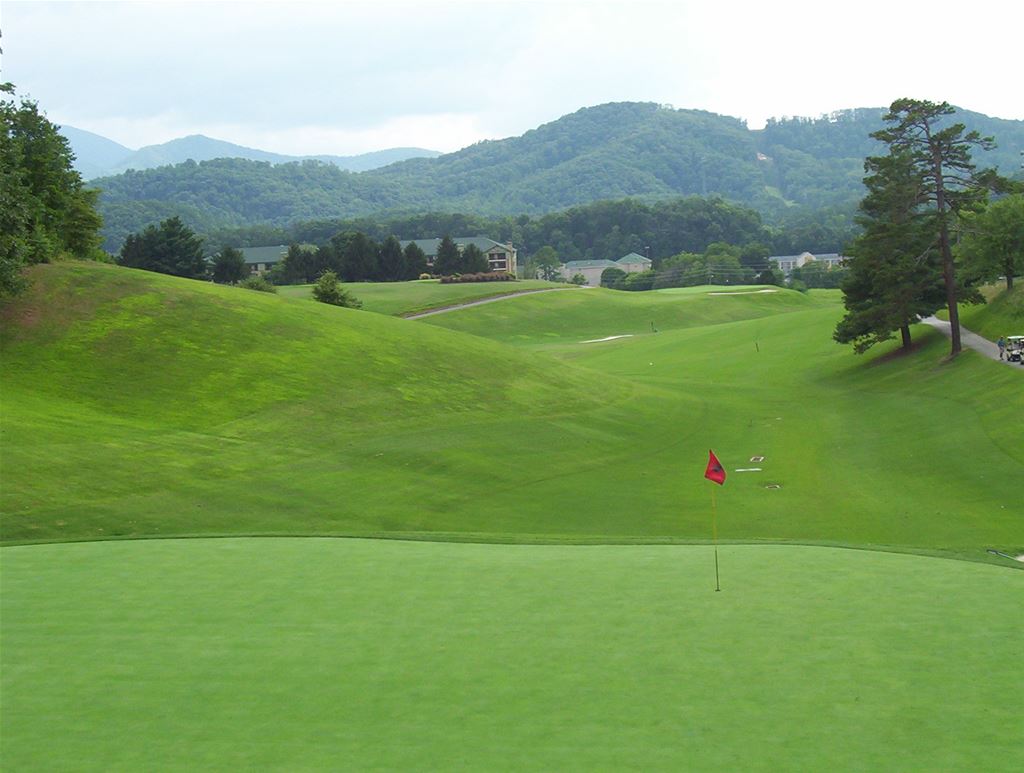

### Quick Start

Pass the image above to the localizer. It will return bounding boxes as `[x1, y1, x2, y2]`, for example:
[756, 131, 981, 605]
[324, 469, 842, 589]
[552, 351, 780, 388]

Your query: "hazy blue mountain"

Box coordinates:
[60, 126, 441, 178]
[57, 125, 134, 180]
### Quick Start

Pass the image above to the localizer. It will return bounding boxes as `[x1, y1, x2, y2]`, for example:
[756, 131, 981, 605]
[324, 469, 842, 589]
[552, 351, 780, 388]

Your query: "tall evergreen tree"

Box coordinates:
[117, 216, 206, 279]
[211, 245, 248, 284]
[433, 235, 460, 275]
[870, 99, 1005, 356]
[835, 149, 946, 352]
[403, 241, 428, 278]
[377, 235, 406, 281]
[339, 231, 378, 281]
[459, 243, 488, 273]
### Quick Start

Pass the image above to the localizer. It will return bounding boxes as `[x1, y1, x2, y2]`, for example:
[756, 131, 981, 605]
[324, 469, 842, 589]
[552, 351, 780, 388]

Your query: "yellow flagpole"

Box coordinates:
[711, 484, 721, 592]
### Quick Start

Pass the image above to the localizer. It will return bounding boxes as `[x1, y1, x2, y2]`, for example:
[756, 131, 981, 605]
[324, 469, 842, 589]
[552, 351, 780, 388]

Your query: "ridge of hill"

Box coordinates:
[90, 102, 1024, 251]
[60, 124, 441, 179]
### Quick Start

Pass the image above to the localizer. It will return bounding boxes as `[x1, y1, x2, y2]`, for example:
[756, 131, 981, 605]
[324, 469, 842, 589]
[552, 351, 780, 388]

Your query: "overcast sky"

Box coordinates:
[3, 0, 1022, 155]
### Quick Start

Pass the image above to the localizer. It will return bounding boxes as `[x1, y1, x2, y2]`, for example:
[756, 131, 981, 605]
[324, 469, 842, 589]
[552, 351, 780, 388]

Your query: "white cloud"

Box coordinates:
[4, 0, 1022, 153]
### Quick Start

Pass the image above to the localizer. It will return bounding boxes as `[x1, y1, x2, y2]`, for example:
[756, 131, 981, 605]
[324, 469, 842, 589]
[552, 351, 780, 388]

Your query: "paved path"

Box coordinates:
[404, 287, 579, 319]
[921, 316, 1019, 366]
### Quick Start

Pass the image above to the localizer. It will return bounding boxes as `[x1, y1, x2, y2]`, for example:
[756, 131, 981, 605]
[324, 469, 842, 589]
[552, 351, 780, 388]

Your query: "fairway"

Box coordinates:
[2, 263, 1022, 769]
[2, 538, 1021, 771]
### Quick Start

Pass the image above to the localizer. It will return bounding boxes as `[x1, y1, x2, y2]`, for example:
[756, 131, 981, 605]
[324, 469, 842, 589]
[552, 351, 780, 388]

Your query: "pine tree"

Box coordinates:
[870, 99, 1006, 356]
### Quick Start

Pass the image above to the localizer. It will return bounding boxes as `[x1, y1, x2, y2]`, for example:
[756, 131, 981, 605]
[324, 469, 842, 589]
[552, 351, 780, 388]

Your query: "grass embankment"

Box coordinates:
[956, 283, 1024, 340]
[277, 277, 563, 316]
[2, 538, 1021, 771]
[1, 263, 1020, 560]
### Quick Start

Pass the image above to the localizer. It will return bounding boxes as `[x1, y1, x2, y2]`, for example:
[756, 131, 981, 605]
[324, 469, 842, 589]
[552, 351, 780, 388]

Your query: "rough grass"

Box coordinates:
[2, 538, 1020, 771]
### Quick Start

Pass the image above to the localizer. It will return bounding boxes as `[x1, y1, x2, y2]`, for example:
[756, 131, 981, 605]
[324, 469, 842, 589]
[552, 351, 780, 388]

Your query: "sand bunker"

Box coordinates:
[581, 334, 635, 344]
[708, 289, 779, 296]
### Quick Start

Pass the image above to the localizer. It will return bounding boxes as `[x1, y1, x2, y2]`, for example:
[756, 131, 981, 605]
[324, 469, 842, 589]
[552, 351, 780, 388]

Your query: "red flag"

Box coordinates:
[704, 449, 726, 485]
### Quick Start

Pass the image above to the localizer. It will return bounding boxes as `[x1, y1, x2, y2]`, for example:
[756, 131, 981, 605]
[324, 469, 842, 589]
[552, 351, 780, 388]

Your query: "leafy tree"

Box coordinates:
[433, 235, 461, 275]
[460, 243, 488, 274]
[870, 99, 1005, 356]
[403, 241, 428, 278]
[601, 267, 627, 288]
[312, 270, 362, 308]
[1, 82, 104, 294]
[531, 245, 561, 280]
[569, 273, 588, 286]
[377, 235, 406, 281]
[835, 149, 946, 352]
[117, 216, 207, 278]
[211, 245, 248, 284]
[959, 194, 1024, 291]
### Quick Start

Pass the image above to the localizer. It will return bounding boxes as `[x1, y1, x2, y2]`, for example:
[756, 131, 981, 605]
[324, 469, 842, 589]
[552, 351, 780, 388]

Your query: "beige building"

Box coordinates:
[559, 252, 653, 287]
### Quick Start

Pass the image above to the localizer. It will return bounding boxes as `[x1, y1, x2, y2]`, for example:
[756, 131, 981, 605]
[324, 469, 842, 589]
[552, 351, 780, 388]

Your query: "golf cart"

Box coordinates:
[1006, 336, 1024, 364]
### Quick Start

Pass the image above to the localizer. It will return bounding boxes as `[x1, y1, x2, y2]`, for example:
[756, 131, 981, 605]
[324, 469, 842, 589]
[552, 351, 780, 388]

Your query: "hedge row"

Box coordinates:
[439, 272, 516, 284]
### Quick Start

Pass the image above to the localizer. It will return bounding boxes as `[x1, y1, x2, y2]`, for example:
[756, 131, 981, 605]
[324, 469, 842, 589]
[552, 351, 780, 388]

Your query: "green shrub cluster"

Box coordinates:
[439, 272, 515, 284]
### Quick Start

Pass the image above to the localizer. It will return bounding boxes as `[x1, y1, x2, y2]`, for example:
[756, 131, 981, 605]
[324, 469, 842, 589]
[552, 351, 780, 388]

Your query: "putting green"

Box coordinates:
[2, 538, 1020, 771]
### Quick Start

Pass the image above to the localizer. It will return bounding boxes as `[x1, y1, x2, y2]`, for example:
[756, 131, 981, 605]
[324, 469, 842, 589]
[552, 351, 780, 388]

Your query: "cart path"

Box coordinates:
[921, 316, 1018, 365]
[403, 287, 580, 319]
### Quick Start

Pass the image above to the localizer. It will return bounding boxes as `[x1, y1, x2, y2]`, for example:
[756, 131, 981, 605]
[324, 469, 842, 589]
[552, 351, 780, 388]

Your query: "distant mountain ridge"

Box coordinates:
[89, 102, 1024, 252]
[59, 125, 442, 178]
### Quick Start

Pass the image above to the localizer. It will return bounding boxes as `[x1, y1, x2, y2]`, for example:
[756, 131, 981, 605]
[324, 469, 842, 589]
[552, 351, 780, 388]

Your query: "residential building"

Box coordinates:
[559, 252, 654, 287]
[399, 236, 517, 274]
[238, 245, 288, 275]
[770, 251, 847, 276]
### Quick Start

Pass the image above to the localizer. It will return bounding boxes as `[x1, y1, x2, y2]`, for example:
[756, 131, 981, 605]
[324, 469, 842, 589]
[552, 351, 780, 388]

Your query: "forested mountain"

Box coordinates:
[90, 102, 1024, 252]
[60, 125, 441, 179]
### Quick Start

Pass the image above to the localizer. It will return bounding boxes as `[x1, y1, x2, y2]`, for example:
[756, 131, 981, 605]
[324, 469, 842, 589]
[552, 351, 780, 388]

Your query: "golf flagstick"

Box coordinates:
[704, 449, 726, 592]
[712, 484, 720, 592]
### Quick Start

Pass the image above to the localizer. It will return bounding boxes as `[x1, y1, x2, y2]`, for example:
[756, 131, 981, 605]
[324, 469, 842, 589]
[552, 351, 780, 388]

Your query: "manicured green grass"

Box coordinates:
[2, 263, 1020, 562]
[418, 284, 832, 346]
[2, 538, 1020, 771]
[277, 277, 563, 315]
[954, 284, 1024, 340]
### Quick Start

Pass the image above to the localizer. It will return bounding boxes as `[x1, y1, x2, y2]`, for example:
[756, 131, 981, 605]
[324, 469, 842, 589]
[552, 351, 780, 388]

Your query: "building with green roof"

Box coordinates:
[558, 253, 653, 287]
[399, 236, 517, 274]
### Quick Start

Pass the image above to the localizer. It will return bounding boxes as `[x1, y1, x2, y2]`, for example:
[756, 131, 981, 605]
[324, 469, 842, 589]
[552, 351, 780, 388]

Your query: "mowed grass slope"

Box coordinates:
[278, 277, 563, 316]
[2, 262, 1021, 560]
[1, 263, 640, 542]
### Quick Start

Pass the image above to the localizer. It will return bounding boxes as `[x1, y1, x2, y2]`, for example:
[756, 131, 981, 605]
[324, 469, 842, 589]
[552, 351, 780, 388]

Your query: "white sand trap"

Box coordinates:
[708, 289, 779, 296]
[581, 334, 635, 344]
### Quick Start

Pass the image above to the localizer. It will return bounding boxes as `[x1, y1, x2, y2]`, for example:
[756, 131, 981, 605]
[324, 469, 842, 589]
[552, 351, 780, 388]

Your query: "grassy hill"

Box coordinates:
[2, 262, 1020, 558]
[2, 262, 1022, 770]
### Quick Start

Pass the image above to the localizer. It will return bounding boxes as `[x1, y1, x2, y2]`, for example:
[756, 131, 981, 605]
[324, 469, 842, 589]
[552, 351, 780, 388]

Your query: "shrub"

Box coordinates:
[239, 274, 277, 293]
[312, 270, 362, 307]
[418, 273, 433, 280]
